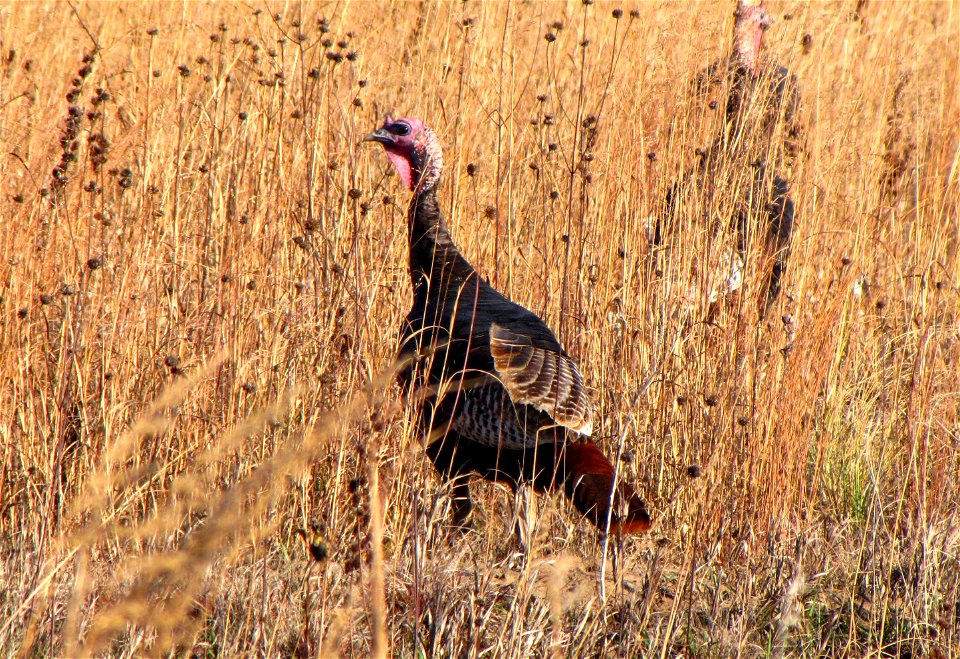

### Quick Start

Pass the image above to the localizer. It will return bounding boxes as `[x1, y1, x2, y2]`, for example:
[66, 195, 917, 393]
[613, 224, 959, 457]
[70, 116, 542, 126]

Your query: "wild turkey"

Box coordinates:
[364, 116, 650, 535]
[655, 0, 801, 315]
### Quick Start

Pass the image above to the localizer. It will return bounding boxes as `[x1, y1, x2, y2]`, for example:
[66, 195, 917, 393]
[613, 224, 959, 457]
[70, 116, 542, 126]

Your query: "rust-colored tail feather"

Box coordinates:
[561, 442, 651, 534]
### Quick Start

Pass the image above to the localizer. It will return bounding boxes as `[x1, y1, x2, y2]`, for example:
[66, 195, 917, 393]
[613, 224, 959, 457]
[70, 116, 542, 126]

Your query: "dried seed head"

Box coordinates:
[686, 465, 702, 478]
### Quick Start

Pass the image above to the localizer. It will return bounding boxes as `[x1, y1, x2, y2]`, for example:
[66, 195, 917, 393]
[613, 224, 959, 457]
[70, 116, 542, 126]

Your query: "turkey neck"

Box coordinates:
[407, 186, 473, 286]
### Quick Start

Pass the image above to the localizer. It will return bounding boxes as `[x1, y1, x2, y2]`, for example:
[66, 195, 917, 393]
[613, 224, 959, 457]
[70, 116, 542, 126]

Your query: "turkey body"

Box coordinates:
[396, 188, 646, 532]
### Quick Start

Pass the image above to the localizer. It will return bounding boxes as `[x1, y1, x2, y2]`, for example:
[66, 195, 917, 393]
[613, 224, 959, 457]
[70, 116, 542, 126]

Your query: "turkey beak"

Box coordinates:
[363, 128, 394, 145]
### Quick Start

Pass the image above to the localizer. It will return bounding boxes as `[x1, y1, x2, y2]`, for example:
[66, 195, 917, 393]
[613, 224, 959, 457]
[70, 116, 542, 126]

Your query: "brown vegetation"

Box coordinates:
[0, 1, 957, 656]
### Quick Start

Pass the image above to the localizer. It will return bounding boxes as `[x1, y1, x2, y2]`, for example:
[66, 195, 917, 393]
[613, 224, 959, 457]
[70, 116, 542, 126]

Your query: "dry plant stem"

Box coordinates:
[80, 361, 400, 655]
[367, 450, 388, 658]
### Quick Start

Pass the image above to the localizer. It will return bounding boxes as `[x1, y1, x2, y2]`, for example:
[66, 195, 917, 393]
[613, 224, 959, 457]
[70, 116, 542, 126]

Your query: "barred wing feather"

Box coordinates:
[488, 323, 593, 435]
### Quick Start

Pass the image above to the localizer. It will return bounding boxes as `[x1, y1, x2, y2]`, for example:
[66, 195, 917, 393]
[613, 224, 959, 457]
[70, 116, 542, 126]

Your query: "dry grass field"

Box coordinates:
[1, 0, 958, 656]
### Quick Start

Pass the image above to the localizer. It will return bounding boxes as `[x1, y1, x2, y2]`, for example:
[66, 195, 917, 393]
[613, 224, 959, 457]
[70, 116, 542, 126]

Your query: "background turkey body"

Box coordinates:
[655, 0, 802, 315]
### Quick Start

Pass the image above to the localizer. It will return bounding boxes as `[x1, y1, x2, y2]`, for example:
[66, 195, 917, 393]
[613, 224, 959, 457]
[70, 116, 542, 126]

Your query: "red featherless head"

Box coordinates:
[734, 0, 771, 75]
[364, 116, 443, 192]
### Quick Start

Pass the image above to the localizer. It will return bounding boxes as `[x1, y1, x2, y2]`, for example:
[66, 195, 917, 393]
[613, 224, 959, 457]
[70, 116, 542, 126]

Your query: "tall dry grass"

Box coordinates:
[0, 0, 958, 656]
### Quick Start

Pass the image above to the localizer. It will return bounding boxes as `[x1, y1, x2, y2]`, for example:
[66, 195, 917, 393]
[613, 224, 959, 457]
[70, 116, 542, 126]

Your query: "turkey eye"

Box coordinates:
[393, 123, 411, 136]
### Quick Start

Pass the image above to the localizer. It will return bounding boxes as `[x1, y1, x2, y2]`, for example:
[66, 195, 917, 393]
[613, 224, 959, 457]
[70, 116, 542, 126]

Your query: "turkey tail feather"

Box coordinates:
[560, 442, 651, 535]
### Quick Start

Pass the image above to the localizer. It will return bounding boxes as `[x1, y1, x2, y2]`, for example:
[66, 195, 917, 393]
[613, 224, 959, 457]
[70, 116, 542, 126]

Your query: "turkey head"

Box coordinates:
[364, 115, 443, 192]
